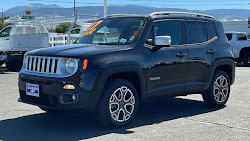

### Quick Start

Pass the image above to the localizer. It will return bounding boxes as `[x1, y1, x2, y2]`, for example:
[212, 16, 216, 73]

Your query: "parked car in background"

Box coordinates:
[226, 32, 250, 66]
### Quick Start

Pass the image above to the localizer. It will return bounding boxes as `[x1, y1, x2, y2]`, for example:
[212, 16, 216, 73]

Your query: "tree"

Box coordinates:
[54, 22, 80, 34]
[0, 16, 13, 29]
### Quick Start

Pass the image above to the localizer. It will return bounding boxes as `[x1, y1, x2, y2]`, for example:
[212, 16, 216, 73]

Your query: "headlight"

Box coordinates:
[65, 58, 78, 74]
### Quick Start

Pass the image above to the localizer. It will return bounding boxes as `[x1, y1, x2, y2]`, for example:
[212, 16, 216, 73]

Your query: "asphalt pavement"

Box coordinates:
[0, 64, 249, 141]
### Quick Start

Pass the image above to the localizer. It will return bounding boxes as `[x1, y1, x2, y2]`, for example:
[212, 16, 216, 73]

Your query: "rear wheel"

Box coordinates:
[97, 79, 139, 128]
[202, 71, 230, 107]
[242, 52, 250, 67]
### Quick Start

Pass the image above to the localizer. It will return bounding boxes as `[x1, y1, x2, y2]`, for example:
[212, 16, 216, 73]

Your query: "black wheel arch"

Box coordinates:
[94, 65, 146, 101]
[205, 58, 235, 90]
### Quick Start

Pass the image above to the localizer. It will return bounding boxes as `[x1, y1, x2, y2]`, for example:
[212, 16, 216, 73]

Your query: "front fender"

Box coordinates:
[93, 65, 146, 99]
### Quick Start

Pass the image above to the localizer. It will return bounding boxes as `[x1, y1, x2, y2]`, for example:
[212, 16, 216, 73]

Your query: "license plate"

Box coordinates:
[0, 55, 7, 60]
[26, 83, 39, 97]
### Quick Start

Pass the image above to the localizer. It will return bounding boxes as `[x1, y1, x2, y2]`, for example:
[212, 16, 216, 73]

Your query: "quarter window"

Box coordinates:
[187, 21, 207, 44]
[154, 20, 182, 45]
[207, 22, 217, 40]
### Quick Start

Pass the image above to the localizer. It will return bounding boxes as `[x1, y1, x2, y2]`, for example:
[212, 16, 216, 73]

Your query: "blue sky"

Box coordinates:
[2, 0, 250, 11]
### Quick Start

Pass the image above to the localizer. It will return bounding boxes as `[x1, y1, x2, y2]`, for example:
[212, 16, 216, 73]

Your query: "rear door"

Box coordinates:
[144, 20, 188, 98]
[185, 21, 219, 92]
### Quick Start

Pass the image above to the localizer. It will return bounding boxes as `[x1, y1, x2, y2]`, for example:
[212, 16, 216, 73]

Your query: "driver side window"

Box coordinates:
[145, 20, 182, 46]
[0, 27, 11, 37]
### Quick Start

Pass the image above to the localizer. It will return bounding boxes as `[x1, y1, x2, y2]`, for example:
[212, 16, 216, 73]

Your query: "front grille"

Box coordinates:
[25, 56, 59, 75]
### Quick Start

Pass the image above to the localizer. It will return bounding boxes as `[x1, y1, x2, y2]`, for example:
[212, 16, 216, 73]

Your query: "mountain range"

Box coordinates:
[4, 3, 249, 21]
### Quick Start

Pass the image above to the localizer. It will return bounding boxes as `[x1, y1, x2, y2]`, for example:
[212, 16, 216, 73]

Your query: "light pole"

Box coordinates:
[74, 0, 76, 13]
[104, 0, 107, 17]
[1, 9, 3, 29]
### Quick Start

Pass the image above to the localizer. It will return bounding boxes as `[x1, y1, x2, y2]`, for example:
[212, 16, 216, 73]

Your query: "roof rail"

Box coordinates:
[150, 11, 214, 19]
[105, 14, 137, 18]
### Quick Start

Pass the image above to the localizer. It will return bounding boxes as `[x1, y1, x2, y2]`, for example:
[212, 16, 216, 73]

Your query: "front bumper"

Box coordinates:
[18, 74, 102, 112]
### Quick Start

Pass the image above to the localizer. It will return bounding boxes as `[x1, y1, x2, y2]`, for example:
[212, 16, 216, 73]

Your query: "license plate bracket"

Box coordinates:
[26, 83, 39, 97]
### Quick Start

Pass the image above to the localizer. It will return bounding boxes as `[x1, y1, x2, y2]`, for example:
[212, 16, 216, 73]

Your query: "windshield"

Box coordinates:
[78, 18, 146, 45]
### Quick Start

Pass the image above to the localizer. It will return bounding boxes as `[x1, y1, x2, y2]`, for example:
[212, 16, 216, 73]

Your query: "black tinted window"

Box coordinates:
[207, 22, 217, 40]
[154, 20, 182, 45]
[187, 21, 207, 44]
[237, 33, 247, 41]
[0, 27, 11, 37]
[226, 33, 233, 41]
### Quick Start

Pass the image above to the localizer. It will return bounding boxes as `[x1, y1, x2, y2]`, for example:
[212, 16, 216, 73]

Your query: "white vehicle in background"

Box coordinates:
[226, 32, 250, 66]
[222, 20, 250, 35]
[0, 14, 97, 71]
[0, 25, 12, 66]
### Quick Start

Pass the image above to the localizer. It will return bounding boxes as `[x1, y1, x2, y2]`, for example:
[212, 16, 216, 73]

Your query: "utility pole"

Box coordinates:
[74, 0, 76, 13]
[1, 9, 3, 29]
[104, 0, 107, 17]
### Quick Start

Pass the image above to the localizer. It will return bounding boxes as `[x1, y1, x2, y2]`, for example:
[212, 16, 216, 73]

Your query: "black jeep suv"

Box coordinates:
[18, 12, 235, 127]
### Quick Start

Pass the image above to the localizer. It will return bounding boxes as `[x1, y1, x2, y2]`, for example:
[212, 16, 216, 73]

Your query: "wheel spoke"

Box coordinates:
[109, 102, 119, 114]
[117, 109, 125, 122]
[214, 81, 220, 89]
[113, 88, 123, 102]
[220, 77, 224, 87]
[124, 103, 134, 115]
[110, 93, 120, 103]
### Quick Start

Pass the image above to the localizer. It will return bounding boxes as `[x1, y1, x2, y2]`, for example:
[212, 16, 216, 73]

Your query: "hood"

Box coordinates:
[26, 44, 129, 58]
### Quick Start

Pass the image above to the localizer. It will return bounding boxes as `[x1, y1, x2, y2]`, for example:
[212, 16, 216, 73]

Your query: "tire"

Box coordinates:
[0, 61, 4, 66]
[202, 71, 230, 107]
[6, 58, 23, 72]
[242, 52, 250, 67]
[39, 106, 61, 113]
[235, 60, 242, 64]
[97, 79, 139, 128]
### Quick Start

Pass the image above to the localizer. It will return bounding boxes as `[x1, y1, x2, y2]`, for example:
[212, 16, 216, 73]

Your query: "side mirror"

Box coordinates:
[155, 36, 171, 46]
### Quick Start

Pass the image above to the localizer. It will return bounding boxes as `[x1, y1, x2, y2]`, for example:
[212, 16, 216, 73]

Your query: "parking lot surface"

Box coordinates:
[0, 64, 249, 141]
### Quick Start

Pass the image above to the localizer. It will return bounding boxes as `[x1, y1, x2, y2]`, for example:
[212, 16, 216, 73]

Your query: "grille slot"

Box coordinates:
[25, 56, 59, 75]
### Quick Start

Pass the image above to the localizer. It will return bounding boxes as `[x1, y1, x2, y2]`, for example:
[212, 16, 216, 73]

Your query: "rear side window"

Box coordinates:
[226, 33, 233, 41]
[207, 22, 217, 40]
[187, 21, 207, 44]
[154, 20, 182, 45]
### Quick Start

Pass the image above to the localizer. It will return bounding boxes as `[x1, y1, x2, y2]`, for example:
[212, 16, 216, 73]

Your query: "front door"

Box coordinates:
[0, 26, 11, 51]
[144, 20, 188, 98]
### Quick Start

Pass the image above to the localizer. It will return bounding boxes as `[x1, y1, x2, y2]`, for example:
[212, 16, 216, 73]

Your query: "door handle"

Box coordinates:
[176, 52, 187, 58]
[6, 38, 9, 40]
[207, 49, 216, 54]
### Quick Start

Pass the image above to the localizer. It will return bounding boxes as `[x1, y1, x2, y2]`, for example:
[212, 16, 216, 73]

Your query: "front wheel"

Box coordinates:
[6, 58, 23, 72]
[202, 71, 230, 107]
[97, 79, 139, 128]
[242, 52, 250, 67]
[39, 106, 61, 113]
[0, 61, 4, 66]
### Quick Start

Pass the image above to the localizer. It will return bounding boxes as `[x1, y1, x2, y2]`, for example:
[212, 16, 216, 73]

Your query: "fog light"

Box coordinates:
[60, 94, 78, 104]
[63, 84, 75, 89]
[72, 95, 77, 101]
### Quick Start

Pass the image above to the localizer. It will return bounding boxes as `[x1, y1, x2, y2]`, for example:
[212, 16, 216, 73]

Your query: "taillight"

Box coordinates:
[1, 51, 6, 55]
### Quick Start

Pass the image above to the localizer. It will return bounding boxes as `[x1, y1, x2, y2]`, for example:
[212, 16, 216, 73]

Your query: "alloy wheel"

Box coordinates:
[109, 86, 135, 123]
[213, 75, 229, 103]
